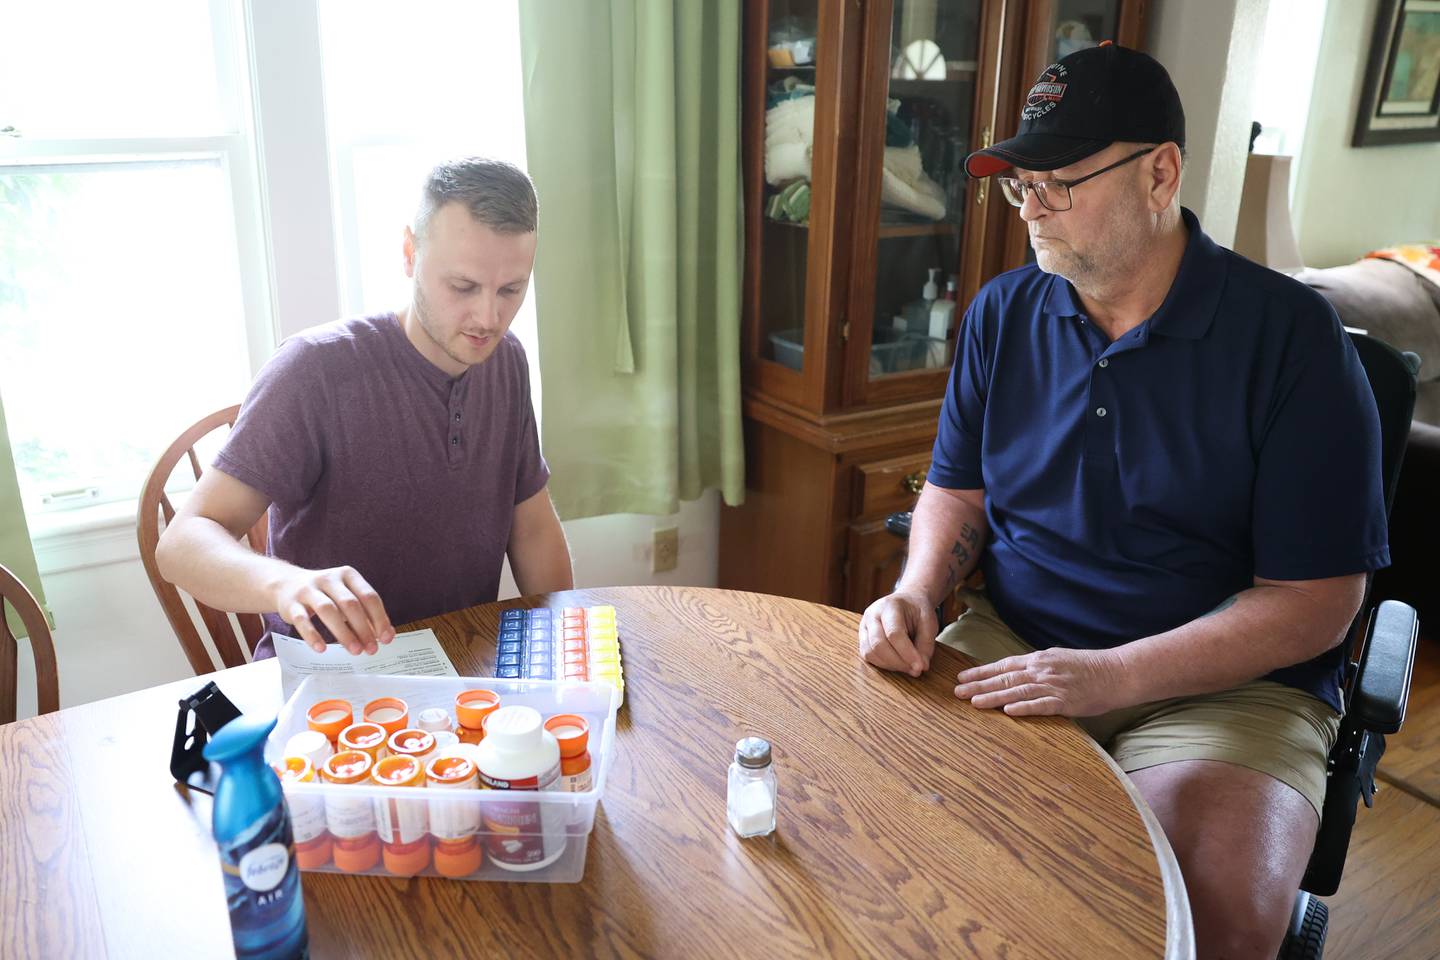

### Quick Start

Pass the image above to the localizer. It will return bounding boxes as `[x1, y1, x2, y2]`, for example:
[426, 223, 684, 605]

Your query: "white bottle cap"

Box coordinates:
[283, 729, 334, 769]
[416, 707, 453, 733]
[431, 730, 460, 750]
[481, 705, 543, 751]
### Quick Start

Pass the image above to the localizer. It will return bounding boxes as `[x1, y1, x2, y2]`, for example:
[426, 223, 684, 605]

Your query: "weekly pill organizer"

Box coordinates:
[268, 673, 620, 884]
[491, 605, 626, 705]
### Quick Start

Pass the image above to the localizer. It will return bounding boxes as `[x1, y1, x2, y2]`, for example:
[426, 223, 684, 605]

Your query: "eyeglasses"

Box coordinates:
[997, 146, 1158, 212]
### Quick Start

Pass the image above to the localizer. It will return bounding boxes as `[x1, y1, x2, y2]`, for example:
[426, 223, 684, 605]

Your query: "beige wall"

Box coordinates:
[1292, 0, 1440, 267]
[1148, 0, 1269, 247]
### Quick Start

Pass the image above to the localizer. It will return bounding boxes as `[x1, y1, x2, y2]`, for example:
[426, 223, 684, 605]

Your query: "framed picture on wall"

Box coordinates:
[1354, 0, 1440, 146]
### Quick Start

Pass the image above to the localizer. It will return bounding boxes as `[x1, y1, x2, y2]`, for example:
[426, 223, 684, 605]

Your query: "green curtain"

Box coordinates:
[518, 0, 745, 519]
[0, 388, 50, 636]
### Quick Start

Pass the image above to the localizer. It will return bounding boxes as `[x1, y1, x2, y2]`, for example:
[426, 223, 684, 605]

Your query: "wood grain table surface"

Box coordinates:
[0, 586, 1192, 958]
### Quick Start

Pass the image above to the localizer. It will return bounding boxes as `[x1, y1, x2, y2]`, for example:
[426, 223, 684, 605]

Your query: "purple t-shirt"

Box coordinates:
[215, 313, 549, 656]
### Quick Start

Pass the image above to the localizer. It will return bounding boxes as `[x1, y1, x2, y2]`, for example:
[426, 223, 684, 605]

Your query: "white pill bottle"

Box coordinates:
[475, 705, 566, 871]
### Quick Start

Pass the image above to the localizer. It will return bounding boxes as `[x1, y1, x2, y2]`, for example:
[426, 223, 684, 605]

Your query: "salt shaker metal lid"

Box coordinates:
[734, 737, 772, 769]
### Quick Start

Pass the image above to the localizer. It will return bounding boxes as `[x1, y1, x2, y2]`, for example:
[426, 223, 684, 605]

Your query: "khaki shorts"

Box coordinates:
[937, 590, 1341, 818]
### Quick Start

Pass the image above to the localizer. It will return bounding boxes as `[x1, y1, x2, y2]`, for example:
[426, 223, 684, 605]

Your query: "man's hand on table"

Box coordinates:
[272, 565, 396, 655]
[954, 646, 1132, 717]
[859, 589, 938, 678]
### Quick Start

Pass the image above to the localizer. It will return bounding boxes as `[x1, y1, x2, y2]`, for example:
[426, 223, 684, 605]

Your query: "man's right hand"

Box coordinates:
[859, 589, 938, 678]
[272, 566, 396, 655]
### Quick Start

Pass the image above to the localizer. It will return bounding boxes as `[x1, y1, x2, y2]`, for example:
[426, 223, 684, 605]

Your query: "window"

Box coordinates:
[317, 0, 541, 415]
[0, 2, 271, 517]
[1, 1, 539, 526]
[1251, 0, 1329, 201]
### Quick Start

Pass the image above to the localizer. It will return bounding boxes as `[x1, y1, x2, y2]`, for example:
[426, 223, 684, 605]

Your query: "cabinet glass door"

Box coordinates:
[1035, 0, 1119, 63]
[865, 0, 982, 383]
[757, 0, 821, 374]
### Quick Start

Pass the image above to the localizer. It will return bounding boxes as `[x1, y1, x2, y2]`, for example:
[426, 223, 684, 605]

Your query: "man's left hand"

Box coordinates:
[954, 647, 1132, 717]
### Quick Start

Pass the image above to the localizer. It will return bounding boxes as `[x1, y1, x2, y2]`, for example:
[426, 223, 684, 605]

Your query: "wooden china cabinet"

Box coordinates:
[718, 0, 1149, 612]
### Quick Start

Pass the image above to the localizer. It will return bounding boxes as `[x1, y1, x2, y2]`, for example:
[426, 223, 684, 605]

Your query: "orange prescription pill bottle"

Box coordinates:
[388, 728, 437, 763]
[425, 754, 483, 878]
[274, 756, 333, 869]
[319, 750, 381, 873]
[371, 755, 431, 876]
[362, 697, 410, 737]
[454, 689, 501, 745]
[338, 722, 389, 763]
[544, 714, 593, 793]
[307, 699, 354, 744]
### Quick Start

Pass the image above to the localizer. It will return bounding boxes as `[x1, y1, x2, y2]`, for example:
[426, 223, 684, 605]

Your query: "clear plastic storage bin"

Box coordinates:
[266, 674, 619, 884]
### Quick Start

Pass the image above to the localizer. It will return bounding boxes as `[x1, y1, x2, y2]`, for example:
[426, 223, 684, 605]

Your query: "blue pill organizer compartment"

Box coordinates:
[269, 673, 620, 884]
[494, 605, 625, 706]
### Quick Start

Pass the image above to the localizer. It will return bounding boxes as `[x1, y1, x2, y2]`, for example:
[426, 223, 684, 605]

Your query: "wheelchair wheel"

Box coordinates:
[1277, 894, 1328, 960]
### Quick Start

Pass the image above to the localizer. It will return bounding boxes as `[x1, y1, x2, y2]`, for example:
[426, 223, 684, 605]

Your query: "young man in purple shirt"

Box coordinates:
[158, 158, 572, 657]
[859, 47, 1386, 958]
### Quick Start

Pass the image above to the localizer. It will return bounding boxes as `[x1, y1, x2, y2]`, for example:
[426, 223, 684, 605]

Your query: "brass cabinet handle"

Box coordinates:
[902, 471, 925, 494]
[976, 125, 992, 206]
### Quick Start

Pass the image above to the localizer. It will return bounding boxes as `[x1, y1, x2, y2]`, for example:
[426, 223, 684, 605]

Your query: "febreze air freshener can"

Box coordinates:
[204, 713, 308, 959]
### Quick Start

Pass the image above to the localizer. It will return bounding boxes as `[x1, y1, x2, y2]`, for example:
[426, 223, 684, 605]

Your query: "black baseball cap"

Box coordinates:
[965, 42, 1185, 178]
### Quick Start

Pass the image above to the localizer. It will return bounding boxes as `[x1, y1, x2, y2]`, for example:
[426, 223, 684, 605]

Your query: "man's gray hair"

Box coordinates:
[414, 157, 538, 240]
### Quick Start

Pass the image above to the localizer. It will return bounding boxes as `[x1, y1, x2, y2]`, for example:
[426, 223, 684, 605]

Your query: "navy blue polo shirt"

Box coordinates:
[929, 208, 1389, 712]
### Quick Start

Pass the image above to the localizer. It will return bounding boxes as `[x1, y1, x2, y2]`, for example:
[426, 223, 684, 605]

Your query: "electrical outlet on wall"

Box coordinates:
[652, 526, 679, 573]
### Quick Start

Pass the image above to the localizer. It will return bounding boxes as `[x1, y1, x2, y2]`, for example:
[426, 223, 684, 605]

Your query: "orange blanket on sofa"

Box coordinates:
[1366, 243, 1440, 290]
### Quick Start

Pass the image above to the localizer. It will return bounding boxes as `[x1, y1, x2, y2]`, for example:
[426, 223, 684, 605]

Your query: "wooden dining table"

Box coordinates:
[1, 585, 1192, 958]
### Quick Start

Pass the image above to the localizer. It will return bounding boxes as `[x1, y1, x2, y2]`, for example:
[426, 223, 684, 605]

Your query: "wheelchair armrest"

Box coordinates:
[1350, 600, 1419, 734]
[885, 511, 912, 538]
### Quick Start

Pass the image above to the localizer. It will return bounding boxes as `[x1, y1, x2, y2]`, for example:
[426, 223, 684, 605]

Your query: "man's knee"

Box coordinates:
[1128, 760, 1316, 959]
[1187, 864, 1296, 959]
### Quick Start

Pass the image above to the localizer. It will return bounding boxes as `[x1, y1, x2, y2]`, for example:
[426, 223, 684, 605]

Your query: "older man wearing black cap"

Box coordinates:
[859, 43, 1388, 959]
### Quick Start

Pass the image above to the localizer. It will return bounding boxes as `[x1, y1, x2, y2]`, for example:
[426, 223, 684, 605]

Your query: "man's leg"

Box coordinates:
[1128, 760, 1317, 960]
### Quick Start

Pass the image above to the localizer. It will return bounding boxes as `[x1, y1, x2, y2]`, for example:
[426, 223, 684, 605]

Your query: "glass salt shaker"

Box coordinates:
[727, 737, 777, 838]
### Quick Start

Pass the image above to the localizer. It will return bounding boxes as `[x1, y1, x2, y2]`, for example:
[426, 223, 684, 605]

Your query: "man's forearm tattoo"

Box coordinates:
[1200, 594, 1238, 618]
[945, 522, 982, 591]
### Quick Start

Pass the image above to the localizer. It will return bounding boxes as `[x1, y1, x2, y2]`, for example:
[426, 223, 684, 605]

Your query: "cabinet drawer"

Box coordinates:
[853, 453, 931, 520]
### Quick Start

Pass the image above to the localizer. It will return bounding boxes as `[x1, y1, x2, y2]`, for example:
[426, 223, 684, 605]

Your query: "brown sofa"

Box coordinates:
[1296, 257, 1439, 631]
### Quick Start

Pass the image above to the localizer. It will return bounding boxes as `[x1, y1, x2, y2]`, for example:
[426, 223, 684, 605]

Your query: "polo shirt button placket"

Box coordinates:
[446, 380, 467, 464]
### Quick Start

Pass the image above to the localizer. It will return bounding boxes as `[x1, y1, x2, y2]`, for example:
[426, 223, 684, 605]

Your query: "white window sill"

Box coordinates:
[28, 498, 140, 545]
[30, 494, 191, 576]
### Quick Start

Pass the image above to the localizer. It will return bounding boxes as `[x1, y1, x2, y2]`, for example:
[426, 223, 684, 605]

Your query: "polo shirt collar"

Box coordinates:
[1039, 207, 1226, 341]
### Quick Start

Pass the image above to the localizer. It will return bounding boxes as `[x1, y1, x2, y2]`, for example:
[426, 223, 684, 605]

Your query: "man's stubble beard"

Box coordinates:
[1036, 193, 1151, 294]
[412, 283, 470, 370]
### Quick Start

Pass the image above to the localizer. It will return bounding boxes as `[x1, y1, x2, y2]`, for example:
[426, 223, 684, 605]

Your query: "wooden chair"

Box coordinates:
[137, 405, 267, 675]
[0, 561, 60, 723]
